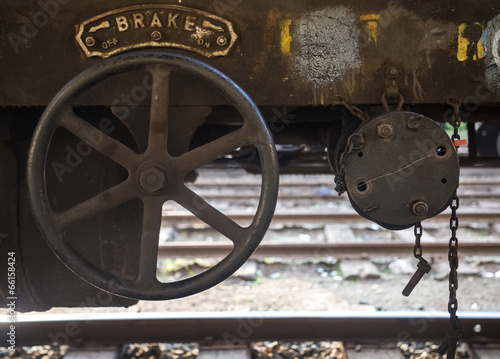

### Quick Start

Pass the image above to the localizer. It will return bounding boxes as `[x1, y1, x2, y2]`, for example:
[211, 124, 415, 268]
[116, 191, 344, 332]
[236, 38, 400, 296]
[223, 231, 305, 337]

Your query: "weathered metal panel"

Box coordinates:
[1, 1, 500, 106]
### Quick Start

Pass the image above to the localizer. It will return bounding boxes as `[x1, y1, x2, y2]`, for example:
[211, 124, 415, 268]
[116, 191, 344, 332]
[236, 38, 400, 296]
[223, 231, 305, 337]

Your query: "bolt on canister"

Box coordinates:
[377, 123, 394, 138]
[412, 201, 429, 216]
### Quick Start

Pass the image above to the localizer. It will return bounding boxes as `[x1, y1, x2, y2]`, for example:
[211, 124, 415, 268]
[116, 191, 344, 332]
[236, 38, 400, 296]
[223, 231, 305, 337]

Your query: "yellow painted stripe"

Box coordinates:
[360, 14, 380, 45]
[474, 22, 485, 61]
[281, 19, 292, 56]
[457, 23, 469, 62]
[359, 14, 380, 21]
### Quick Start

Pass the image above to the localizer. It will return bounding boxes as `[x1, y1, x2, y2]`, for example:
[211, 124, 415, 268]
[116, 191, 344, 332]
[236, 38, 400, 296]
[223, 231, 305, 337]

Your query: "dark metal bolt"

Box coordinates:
[139, 167, 166, 193]
[377, 123, 394, 138]
[412, 201, 429, 216]
[386, 66, 399, 79]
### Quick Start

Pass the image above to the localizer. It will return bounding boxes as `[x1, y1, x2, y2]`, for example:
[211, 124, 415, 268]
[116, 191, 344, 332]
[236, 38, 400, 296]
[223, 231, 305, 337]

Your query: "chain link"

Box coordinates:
[413, 222, 423, 258]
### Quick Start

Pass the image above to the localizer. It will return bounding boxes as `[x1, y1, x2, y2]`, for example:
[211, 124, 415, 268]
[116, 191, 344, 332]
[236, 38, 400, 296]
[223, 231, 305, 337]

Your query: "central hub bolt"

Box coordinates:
[412, 201, 429, 216]
[139, 167, 166, 193]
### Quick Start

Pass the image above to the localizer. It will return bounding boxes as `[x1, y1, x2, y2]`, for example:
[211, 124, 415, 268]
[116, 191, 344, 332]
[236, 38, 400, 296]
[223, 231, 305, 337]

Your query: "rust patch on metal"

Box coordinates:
[75, 4, 238, 59]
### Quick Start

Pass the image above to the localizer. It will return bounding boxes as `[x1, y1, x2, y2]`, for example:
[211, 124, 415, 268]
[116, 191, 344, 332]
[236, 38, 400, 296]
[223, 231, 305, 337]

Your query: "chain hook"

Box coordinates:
[447, 98, 464, 147]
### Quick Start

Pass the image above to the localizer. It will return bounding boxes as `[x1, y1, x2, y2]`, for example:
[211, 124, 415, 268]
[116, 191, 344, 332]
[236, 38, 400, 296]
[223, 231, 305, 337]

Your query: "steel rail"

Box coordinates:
[158, 241, 500, 258]
[180, 191, 500, 201]
[4, 311, 499, 346]
[190, 179, 500, 187]
[162, 209, 500, 226]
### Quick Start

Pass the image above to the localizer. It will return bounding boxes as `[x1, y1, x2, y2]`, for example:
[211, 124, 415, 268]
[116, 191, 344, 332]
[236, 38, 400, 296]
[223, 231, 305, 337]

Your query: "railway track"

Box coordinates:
[185, 176, 500, 200]
[1, 311, 498, 344]
[178, 190, 500, 201]
[3, 312, 500, 358]
[162, 208, 500, 226]
[160, 168, 500, 257]
[5, 169, 499, 358]
[189, 171, 499, 187]
[157, 240, 500, 258]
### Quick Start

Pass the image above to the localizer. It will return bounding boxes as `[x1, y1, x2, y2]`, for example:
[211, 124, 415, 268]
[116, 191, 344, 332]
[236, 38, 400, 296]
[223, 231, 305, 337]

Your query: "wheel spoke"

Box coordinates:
[177, 127, 251, 173]
[147, 65, 171, 152]
[58, 110, 136, 170]
[173, 185, 245, 245]
[54, 180, 135, 230]
[135, 198, 164, 286]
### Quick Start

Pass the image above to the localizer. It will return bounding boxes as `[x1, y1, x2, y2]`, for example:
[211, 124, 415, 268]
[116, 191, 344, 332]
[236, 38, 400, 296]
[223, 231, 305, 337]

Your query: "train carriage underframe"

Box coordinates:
[1, 1, 500, 353]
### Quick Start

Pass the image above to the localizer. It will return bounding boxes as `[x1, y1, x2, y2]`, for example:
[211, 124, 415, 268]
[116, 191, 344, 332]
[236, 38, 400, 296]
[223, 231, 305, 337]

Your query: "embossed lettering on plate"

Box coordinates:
[76, 5, 238, 58]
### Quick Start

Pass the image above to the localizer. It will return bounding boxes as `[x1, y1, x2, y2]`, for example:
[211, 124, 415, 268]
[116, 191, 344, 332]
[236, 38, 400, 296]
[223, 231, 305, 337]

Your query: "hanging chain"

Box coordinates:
[340, 97, 370, 122]
[448, 98, 462, 144]
[333, 98, 367, 195]
[437, 101, 463, 358]
[333, 132, 364, 195]
[448, 195, 460, 328]
[334, 134, 355, 195]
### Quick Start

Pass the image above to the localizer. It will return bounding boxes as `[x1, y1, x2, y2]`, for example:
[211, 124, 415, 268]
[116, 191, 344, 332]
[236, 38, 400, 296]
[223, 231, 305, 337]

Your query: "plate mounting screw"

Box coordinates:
[217, 36, 228, 46]
[151, 31, 162, 41]
[85, 37, 95, 47]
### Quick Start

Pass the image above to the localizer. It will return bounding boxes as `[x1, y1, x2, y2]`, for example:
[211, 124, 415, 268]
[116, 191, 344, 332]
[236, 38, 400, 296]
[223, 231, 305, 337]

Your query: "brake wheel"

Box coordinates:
[27, 51, 279, 300]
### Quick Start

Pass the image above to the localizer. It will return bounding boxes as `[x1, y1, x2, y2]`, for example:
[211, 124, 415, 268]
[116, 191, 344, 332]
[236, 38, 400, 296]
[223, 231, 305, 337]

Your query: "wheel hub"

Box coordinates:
[138, 165, 166, 193]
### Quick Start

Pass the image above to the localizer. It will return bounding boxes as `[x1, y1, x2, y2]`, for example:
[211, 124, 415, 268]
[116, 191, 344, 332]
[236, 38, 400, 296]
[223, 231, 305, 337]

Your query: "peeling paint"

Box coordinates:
[418, 22, 456, 69]
[484, 14, 500, 91]
[293, 6, 361, 87]
[412, 69, 425, 101]
[363, 7, 456, 102]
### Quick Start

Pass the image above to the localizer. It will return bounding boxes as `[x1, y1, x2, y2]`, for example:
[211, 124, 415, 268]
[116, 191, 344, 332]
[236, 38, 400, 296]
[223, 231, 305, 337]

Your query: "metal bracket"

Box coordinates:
[384, 66, 400, 99]
[381, 66, 404, 112]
